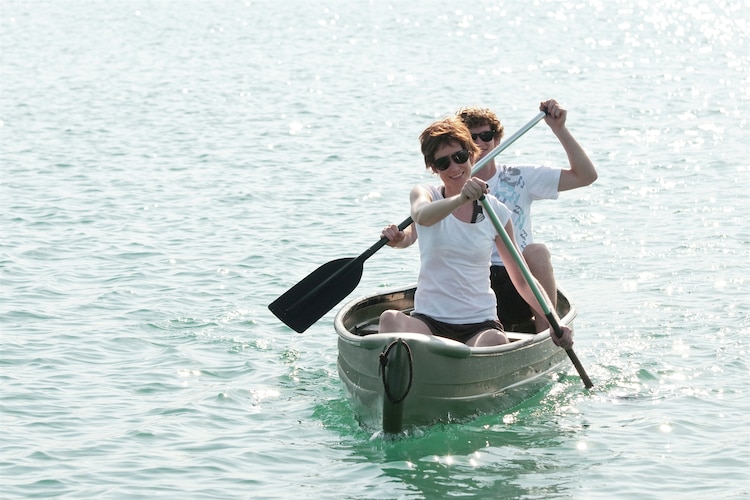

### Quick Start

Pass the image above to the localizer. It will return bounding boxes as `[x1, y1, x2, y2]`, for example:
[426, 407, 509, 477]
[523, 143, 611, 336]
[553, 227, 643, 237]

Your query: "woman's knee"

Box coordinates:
[378, 309, 403, 332]
[467, 329, 508, 347]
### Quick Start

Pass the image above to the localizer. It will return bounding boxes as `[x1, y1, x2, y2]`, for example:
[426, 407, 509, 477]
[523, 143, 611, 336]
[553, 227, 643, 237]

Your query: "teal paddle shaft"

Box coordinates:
[480, 196, 594, 389]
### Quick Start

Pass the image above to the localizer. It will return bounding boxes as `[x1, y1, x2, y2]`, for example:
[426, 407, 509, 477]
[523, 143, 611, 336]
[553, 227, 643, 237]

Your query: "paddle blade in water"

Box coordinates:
[268, 257, 363, 333]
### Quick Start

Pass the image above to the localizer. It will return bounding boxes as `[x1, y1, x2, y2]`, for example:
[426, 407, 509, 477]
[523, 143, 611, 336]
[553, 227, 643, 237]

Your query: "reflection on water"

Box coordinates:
[321, 388, 584, 498]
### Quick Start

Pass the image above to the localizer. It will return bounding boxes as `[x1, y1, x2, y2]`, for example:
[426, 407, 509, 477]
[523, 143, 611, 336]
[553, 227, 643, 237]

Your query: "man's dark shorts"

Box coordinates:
[490, 265, 533, 328]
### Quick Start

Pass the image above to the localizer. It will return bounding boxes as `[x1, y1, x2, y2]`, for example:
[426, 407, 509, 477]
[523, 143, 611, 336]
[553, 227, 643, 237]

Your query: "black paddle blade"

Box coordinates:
[268, 257, 364, 333]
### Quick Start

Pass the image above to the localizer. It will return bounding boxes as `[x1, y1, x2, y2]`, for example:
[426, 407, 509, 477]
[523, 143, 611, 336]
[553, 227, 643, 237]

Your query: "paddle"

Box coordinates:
[480, 196, 594, 388]
[269, 111, 548, 333]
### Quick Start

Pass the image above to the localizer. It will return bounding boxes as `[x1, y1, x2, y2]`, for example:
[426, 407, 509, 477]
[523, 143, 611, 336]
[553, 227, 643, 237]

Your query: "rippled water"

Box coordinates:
[2, 1, 749, 498]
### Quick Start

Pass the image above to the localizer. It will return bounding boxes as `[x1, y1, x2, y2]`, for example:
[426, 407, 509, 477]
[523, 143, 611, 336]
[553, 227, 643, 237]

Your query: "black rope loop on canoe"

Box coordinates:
[379, 338, 413, 404]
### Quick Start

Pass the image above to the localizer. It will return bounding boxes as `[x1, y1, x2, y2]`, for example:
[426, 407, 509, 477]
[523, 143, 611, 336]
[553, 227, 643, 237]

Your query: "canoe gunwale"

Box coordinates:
[334, 283, 576, 352]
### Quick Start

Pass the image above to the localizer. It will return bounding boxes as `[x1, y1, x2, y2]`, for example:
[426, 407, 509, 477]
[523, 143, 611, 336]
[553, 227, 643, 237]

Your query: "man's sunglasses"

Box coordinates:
[471, 130, 496, 142]
[434, 149, 470, 171]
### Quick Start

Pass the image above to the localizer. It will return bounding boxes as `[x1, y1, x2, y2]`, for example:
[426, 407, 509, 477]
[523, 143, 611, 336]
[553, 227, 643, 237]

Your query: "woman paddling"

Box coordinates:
[378, 116, 573, 348]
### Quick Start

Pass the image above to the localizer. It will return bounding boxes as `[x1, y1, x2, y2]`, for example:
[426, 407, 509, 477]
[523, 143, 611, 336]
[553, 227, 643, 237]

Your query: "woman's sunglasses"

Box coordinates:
[471, 130, 496, 142]
[434, 149, 470, 171]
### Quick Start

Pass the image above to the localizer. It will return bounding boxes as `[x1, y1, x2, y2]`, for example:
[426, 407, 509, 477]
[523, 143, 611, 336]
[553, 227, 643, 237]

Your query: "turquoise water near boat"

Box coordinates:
[1, 1, 748, 498]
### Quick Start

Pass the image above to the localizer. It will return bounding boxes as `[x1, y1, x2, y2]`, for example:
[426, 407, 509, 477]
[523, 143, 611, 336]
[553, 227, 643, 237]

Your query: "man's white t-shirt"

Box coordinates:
[486, 164, 561, 266]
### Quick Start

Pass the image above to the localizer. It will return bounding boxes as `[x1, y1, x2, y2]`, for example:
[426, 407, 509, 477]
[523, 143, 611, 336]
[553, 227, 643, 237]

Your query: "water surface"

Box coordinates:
[1, 1, 748, 498]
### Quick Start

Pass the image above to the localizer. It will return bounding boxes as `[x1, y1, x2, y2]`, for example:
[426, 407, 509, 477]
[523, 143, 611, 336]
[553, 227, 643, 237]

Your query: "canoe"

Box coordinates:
[334, 284, 576, 433]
